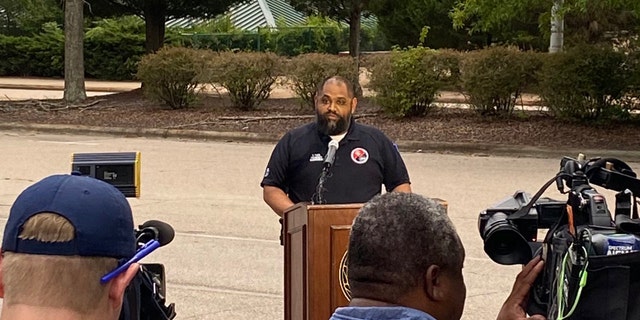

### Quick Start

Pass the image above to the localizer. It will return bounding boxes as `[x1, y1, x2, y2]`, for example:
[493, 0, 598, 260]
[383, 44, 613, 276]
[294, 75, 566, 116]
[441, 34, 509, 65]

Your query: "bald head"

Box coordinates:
[317, 76, 355, 99]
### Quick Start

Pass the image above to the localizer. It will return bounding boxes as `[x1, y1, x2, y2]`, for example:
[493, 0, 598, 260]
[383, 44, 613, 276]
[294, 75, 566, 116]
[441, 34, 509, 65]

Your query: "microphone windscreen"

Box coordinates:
[141, 220, 175, 246]
[329, 140, 339, 150]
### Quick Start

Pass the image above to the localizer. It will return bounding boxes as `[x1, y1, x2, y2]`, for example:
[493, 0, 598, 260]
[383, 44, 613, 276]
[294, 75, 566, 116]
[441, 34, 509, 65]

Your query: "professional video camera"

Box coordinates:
[478, 154, 640, 320]
[70, 152, 176, 320]
[120, 220, 177, 320]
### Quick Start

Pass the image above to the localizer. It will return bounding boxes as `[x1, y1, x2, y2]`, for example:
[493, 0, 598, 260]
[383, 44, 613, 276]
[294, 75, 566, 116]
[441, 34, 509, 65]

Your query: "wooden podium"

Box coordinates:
[283, 203, 362, 320]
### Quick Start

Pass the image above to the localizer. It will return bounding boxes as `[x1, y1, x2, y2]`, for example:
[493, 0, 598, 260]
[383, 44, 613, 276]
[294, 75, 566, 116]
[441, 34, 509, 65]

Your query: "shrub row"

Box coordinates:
[0, 23, 387, 80]
[137, 48, 358, 110]
[369, 45, 640, 121]
[138, 45, 640, 122]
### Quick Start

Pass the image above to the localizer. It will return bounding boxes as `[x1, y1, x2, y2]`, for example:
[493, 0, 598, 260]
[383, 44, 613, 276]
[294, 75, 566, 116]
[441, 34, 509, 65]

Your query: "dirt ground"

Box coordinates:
[0, 89, 639, 151]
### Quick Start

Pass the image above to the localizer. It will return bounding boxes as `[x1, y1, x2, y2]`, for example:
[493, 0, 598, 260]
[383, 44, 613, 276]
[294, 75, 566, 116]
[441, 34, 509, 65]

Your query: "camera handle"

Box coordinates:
[508, 175, 559, 221]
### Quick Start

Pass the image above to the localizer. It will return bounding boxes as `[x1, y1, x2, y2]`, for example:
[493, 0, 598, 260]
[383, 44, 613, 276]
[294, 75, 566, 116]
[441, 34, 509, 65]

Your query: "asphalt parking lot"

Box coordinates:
[1, 130, 638, 319]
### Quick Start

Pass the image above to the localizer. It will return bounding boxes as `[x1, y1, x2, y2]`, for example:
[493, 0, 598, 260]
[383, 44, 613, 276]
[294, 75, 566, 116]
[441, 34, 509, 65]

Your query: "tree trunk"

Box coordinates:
[346, 6, 363, 97]
[63, 0, 86, 103]
[348, 8, 361, 58]
[549, 0, 564, 53]
[144, 0, 167, 53]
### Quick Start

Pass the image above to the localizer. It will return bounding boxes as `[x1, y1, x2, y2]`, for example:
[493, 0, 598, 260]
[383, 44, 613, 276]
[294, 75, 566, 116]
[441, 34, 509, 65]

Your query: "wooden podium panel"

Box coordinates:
[284, 203, 362, 320]
[283, 198, 447, 320]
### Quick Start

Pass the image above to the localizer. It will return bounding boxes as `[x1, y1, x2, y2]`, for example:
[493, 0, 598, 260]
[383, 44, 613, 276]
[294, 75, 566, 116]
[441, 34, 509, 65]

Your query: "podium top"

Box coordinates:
[284, 202, 364, 214]
[284, 198, 447, 215]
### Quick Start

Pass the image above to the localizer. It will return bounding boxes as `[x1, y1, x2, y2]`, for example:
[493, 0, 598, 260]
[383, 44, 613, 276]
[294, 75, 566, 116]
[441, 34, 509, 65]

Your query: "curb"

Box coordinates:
[2, 122, 639, 162]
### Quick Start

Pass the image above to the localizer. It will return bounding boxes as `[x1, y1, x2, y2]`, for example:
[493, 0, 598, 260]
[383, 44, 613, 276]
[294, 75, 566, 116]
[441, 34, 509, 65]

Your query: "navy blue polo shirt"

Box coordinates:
[261, 119, 410, 204]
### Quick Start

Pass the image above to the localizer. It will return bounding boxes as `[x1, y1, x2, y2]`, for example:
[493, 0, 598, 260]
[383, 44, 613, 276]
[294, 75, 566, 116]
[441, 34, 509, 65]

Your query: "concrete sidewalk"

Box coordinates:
[0, 77, 140, 92]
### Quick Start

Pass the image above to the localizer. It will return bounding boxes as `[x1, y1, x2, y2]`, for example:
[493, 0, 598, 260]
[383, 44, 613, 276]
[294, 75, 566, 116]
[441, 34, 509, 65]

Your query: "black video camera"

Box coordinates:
[120, 221, 177, 320]
[478, 154, 640, 320]
[69, 152, 176, 320]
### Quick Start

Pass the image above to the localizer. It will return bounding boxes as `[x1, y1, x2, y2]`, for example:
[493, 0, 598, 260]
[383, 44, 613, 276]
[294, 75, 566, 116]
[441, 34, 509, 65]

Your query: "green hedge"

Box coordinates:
[203, 51, 281, 110]
[0, 23, 64, 77]
[0, 22, 145, 80]
[183, 25, 389, 56]
[137, 47, 209, 109]
[183, 26, 345, 56]
[538, 45, 634, 121]
[286, 53, 359, 109]
[369, 47, 460, 117]
[0, 24, 379, 79]
[460, 47, 541, 116]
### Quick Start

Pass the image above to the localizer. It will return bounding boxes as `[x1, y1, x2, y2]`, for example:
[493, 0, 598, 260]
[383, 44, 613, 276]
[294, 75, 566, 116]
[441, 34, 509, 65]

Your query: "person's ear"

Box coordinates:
[351, 97, 358, 113]
[424, 265, 445, 301]
[108, 263, 139, 309]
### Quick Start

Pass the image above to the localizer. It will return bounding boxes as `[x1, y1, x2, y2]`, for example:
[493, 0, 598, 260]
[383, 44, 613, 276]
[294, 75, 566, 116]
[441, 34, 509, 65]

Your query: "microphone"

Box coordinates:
[323, 140, 339, 168]
[137, 220, 175, 247]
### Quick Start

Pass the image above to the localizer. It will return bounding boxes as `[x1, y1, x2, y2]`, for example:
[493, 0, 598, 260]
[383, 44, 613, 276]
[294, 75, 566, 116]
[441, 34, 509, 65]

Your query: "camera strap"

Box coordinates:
[509, 175, 559, 221]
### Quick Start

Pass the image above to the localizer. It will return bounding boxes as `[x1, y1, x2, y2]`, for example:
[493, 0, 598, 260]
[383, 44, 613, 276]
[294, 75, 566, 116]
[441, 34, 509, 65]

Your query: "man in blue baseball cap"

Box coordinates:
[0, 174, 139, 320]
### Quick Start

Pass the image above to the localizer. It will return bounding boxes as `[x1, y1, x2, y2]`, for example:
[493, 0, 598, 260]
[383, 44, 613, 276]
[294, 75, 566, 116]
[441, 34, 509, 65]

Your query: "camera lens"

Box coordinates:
[482, 212, 532, 265]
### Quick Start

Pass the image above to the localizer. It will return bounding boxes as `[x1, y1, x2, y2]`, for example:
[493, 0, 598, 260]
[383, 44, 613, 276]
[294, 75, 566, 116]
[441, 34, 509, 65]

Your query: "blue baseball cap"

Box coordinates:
[2, 174, 136, 259]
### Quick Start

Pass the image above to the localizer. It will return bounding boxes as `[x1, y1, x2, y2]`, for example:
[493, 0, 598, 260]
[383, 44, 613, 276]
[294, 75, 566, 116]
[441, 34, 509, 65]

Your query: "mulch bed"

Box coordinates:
[1, 89, 639, 151]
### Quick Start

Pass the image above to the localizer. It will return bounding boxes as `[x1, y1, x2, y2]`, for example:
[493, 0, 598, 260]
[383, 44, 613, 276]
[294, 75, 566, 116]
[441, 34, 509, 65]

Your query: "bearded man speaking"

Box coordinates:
[260, 76, 411, 218]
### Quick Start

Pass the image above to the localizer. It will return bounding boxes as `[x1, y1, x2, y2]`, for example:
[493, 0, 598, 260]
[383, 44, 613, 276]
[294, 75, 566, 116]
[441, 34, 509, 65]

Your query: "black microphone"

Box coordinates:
[323, 140, 339, 168]
[137, 220, 175, 247]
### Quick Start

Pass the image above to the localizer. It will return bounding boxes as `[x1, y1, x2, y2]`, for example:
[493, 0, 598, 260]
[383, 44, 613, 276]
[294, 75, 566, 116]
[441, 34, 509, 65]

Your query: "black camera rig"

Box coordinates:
[70, 152, 176, 320]
[478, 154, 640, 320]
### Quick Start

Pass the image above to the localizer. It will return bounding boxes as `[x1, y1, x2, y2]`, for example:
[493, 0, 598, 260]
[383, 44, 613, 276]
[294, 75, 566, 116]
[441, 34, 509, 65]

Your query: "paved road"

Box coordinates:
[1, 130, 637, 319]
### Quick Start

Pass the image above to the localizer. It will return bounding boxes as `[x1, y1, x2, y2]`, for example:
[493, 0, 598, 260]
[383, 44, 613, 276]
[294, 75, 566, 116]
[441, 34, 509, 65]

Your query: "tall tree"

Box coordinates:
[452, 0, 640, 51]
[63, 0, 86, 103]
[286, 0, 370, 58]
[88, 0, 245, 53]
[369, 0, 489, 49]
[0, 0, 62, 35]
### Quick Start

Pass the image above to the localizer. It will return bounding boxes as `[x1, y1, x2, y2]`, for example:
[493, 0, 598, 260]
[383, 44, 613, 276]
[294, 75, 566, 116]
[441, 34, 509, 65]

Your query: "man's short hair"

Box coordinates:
[3, 213, 118, 313]
[316, 75, 356, 99]
[347, 192, 465, 302]
[1, 174, 136, 313]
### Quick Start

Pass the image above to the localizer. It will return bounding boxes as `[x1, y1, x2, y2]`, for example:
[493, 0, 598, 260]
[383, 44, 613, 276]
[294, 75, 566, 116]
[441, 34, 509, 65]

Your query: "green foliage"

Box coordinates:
[0, 22, 64, 77]
[624, 46, 640, 114]
[371, 0, 481, 49]
[460, 46, 541, 116]
[87, 0, 246, 52]
[286, 0, 372, 23]
[0, 35, 30, 75]
[85, 16, 146, 80]
[89, 0, 247, 20]
[273, 27, 343, 56]
[537, 45, 633, 120]
[452, 0, 640, 48]
[286, 53, 359, 109]
[359, 23, 390, 51]
[0, 0, 63, 35]
[205, 52, 281, 110]
[369, 47, 460, 117]
[186, 16, 236, 34]
[183, 26, 345, 56]
[137, 47, 208, 109]
[185, 31, 265, 51]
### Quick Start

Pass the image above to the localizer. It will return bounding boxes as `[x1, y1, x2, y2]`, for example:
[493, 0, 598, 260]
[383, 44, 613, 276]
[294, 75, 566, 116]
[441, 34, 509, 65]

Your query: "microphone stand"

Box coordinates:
[312, 166, 331, 204]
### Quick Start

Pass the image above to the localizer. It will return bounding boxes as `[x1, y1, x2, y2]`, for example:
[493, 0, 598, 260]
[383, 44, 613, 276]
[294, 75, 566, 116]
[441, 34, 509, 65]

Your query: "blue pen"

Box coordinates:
[100, 239, 161, 284]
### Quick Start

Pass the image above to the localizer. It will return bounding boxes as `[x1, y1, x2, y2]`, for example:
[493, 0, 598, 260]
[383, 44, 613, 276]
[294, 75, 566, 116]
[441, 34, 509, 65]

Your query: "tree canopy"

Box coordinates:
[369, 0, 485, 49]
[89, 0, 246, 52]
[452, 0, 640, 48]
[0, 0, 62, 35]
[286, 0, 371, 57]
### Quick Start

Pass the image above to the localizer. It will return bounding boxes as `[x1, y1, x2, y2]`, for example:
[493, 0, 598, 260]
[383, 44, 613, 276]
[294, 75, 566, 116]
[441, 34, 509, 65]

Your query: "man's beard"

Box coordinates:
[316, 110, 351, 136]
